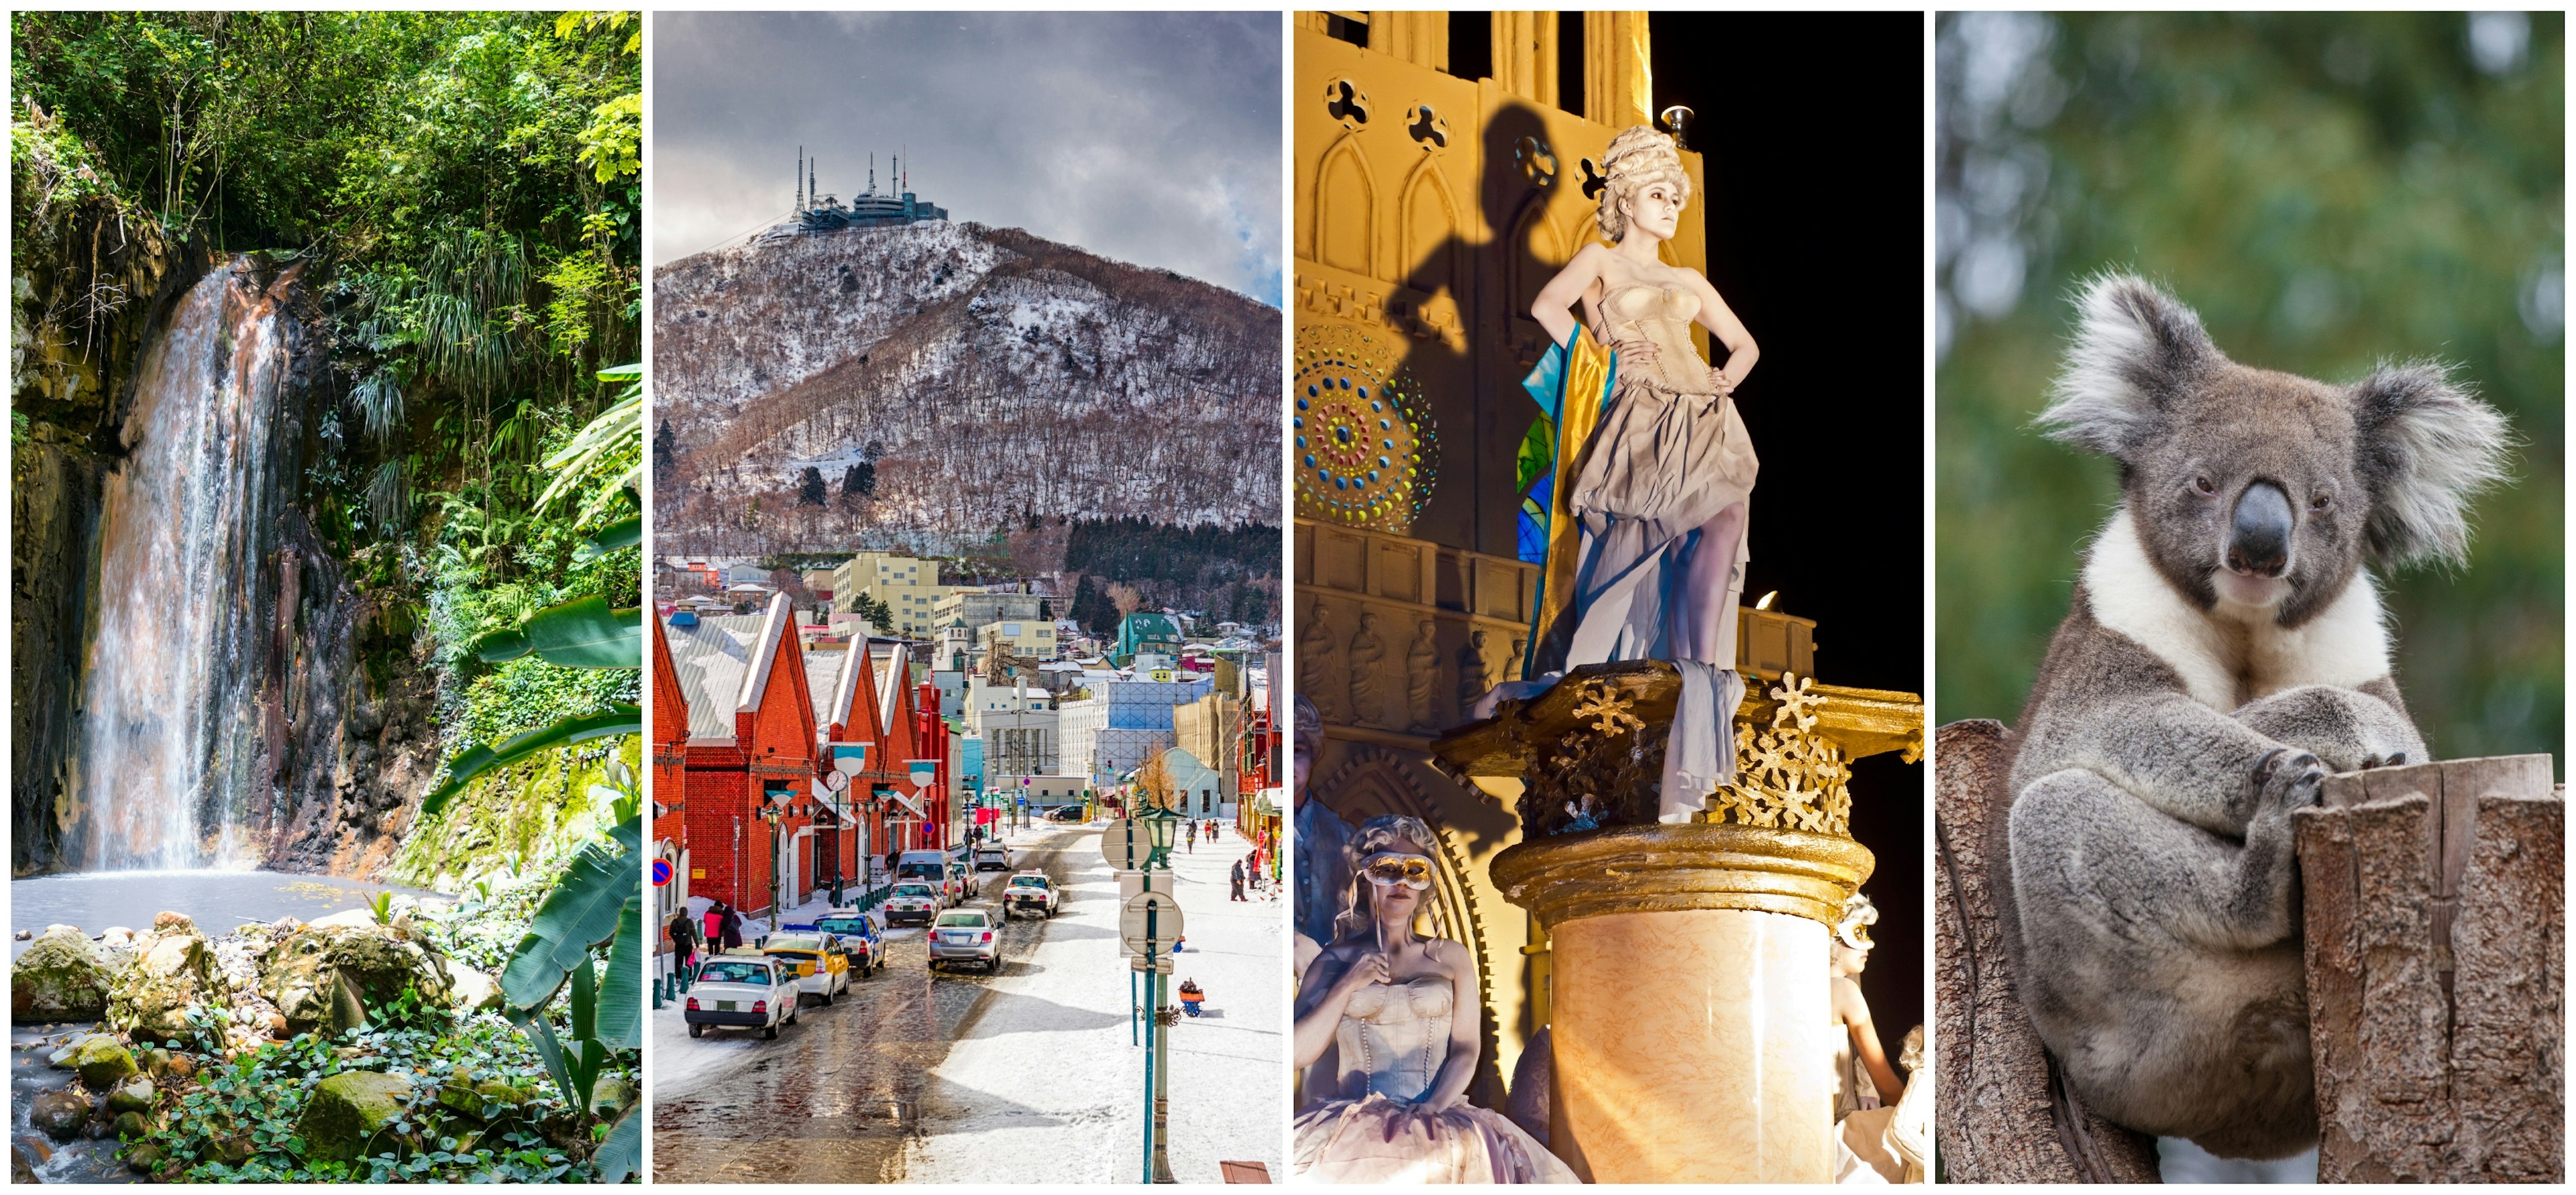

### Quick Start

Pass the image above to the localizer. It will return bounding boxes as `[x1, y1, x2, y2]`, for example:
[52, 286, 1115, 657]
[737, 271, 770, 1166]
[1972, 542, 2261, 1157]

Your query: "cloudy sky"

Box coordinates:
[651, 11, 1281, 304]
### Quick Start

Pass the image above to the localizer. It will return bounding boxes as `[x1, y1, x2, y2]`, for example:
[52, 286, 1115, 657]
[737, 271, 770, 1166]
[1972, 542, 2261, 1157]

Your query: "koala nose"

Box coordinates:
[2226, 481, 2294, 577]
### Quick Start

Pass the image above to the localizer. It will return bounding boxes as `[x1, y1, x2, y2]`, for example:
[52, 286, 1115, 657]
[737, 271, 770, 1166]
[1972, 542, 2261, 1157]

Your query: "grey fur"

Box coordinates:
[2000, 276, 2504, 1160]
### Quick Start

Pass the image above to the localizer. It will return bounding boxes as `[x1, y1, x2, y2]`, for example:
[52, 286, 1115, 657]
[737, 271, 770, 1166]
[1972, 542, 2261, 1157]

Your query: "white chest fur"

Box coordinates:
[2081, 507, 2392, 711]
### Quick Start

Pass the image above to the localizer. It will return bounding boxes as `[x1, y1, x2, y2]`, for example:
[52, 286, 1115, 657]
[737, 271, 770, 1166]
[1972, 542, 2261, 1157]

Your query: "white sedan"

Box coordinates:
[684, 952, 800, 1039]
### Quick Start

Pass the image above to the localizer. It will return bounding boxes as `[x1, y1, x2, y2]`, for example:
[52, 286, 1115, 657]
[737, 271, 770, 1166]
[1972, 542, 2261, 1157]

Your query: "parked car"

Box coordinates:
[760, 932, 851, 1005]
[973, 843, 1011, 872]
[809, 910, 883, 975]
[947, 860, 975, 902]
[1044, 805, 1086, 823]
[1004, 872, 1059, 919]
[928, 909, 1001, 972]
[684, 952, 800, 1039]
[884, 881, 944, 927]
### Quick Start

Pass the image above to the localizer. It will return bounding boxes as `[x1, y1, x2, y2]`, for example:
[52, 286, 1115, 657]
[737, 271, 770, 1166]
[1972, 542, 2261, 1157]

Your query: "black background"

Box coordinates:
[1651, 12, 1928, 1056]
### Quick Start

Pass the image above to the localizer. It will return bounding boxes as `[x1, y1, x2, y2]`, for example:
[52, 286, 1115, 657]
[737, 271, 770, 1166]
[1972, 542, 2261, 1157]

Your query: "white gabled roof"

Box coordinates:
[737, 593, 794, 714]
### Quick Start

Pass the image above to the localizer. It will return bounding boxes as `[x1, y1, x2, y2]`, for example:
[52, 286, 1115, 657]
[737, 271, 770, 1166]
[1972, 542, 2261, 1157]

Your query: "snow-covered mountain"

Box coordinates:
[652, 220, 1281, 554]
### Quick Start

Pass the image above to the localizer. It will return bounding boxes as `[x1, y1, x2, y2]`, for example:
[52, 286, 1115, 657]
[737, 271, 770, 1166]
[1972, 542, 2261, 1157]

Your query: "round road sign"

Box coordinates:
[1120, 891, 1184, 957]
[1099, 817, 1147, 870]
[650, 859, 672, 888]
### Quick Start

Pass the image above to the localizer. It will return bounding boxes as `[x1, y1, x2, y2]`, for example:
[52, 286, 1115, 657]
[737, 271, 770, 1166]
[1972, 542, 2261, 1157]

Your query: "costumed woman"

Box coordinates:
[1292, 815, 1577, 1183]
[1501, 124, 1762, 821]
[1830, 893, 1913, 1184]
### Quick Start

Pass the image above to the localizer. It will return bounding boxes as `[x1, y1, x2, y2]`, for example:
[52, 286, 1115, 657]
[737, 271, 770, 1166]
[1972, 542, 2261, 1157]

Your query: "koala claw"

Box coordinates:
[2253, 746, 2327, 811]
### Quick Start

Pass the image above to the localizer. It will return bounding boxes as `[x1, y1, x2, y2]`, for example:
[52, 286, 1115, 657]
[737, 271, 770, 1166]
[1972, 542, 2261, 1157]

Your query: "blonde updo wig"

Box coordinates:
[1597, 125, 1693, 242]
[1332, 813, 1440, 944]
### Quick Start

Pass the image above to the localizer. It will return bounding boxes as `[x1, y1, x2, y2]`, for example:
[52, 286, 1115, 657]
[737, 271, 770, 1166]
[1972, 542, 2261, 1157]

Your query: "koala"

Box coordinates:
[1998, 275, 2510, 1159]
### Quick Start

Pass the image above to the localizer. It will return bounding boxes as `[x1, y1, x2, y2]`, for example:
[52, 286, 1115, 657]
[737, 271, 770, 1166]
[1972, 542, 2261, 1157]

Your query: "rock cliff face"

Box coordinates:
[11, 169, 197, 873]
[652, 220, 1281, 553]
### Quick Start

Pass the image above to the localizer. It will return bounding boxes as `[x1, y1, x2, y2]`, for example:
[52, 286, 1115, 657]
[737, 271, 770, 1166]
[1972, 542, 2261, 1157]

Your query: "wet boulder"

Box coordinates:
[294, 1070, 415, 1163]
[11, 926, 113, 1023]
[69, 1035, 137, 1088]
[29, 1089, 91, 1141]
[258, 922, 452, 1034]
[104, 923, 219, 1045]
[105, 1076, 156, 1115]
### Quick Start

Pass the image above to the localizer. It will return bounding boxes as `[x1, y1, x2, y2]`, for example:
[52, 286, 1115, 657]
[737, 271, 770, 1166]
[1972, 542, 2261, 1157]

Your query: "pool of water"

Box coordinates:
[10, 870, 439, 960]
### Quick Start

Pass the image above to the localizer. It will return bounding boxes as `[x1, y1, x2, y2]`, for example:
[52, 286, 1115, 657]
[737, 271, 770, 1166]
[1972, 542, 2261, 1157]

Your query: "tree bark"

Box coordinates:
[2296, 756, 2563, 1182]
[1933, 719, 2161, 1182]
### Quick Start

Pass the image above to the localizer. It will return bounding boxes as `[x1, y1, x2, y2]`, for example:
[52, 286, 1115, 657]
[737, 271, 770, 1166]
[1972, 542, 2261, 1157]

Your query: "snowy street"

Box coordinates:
[650, 817, 1284, 1182]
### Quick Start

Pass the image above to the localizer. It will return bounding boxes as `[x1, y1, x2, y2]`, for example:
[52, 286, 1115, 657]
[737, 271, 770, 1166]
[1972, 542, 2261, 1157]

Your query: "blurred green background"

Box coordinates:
[1936, 12, 2563, 773]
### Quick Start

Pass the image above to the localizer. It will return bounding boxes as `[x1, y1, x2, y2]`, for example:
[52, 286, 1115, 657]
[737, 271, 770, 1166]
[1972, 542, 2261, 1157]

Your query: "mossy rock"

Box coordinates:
[257, 923, 453, 1034]
[110, 1111, 148, 1138]
[11, 926, 112, 1023]
[70, 1034, 138, 1088]
[294, 1070, 415, 1163]
[103, 927, 217, 1045]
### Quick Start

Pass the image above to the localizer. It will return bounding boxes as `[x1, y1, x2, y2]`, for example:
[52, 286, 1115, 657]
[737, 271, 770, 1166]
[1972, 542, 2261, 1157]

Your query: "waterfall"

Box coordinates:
[73, 264, 294, 870]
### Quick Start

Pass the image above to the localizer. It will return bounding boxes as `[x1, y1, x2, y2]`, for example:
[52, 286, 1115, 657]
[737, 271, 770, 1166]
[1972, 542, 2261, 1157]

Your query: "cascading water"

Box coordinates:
[71, 264, 295, 870]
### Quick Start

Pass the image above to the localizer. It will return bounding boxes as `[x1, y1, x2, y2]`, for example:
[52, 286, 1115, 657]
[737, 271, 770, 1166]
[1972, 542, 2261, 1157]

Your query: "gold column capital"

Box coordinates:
[1492, 822, 1875, 929]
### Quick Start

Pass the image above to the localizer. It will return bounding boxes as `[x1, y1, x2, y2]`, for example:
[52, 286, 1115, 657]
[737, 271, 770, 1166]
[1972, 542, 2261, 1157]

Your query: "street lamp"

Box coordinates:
[1141, 800, 1181, 868]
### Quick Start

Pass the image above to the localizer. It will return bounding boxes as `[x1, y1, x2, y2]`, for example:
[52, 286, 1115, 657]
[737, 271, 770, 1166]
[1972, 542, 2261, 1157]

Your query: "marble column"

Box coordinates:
[1493, 823, 1874, 1183]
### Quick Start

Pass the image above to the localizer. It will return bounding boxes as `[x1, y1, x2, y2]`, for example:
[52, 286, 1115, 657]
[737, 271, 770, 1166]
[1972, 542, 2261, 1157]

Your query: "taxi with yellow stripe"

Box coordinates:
[758, 931, 853, 1005]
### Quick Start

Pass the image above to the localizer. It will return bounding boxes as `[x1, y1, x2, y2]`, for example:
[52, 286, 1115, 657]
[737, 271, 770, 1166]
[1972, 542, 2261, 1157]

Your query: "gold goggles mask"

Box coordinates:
[1358, 852, 1434, 891]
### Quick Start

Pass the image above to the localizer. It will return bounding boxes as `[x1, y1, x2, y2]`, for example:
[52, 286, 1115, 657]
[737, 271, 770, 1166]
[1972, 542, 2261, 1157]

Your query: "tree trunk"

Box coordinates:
[2296, 756, 2563, 1182]
[1933, 719, 2161, 1182]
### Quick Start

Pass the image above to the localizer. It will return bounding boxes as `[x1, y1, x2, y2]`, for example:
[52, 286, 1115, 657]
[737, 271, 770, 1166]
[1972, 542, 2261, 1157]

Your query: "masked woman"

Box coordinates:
[1518, 125, 1761, 819]
[1292, 815, 1577, 1183]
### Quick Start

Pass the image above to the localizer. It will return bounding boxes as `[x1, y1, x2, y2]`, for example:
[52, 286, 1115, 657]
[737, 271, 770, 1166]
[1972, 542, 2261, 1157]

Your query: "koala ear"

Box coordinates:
[2035, 274, 2218, 459]
[2351, 361, 2512, 569]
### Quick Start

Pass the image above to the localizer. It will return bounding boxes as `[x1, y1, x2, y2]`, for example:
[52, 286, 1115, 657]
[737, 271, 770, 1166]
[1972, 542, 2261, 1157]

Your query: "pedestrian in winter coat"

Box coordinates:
[719, 905, 745, 951]
[668, 911, 701, 971]
[703, 901, 727, 947]
[1230, 858, 1246, 902]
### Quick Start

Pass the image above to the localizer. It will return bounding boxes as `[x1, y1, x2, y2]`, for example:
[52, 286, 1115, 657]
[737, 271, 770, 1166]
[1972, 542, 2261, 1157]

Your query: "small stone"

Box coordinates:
[29, 1089, 90, 1140]
[106, 1076, 155, 1115]
[124, 1141, 164, 1173]
[150, 913, 195, 934]
[13, 929, 30, 942]
[15, 1145, 40, 1182]
[165, 1054, 197, 1079]
[111, 1111, 147, 1138]
[138, 1047, 170, 1077]
[589, 1076, 636, 1117]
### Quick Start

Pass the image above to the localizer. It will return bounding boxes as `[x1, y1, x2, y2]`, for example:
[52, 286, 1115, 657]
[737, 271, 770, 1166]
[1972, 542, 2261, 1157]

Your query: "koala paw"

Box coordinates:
[2361, 751, 2409, 770]
[2253, 746, 2326, 811]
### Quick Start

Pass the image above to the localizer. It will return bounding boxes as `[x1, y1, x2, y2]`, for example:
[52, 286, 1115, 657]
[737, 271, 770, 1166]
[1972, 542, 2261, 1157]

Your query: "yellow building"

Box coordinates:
[1291, 8, 1694, 1114]
[976, 618, 1056, 658]
[831, 551, 961, 636]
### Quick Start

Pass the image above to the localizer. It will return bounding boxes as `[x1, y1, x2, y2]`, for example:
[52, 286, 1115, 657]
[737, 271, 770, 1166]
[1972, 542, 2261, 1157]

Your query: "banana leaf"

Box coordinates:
[420, 705, 641, 819]
[595, 1107, 641, 1184]
[596, 894, 643, 1049]
[576, 514, 643, 563]
[470, 595, 641, 668]
[499, 815, 642, 1012]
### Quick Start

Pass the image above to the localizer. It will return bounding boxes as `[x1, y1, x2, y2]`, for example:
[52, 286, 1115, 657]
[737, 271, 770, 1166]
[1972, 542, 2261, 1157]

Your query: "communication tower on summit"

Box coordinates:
[794, 144, 947, 233]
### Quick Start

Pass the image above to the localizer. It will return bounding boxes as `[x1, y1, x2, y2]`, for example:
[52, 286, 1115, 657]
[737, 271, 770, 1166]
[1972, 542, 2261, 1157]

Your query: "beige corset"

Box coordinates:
[1597, 283, 1715, 395]
[1333, 976, 1455, 1102]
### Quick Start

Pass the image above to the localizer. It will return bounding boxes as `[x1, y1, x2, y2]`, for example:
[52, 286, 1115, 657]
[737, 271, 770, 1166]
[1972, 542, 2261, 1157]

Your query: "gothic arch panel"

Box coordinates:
[1509, 196, 1562, 327]
[1398, 158, 1461, 302]
[1313, 134, 1377, 278]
